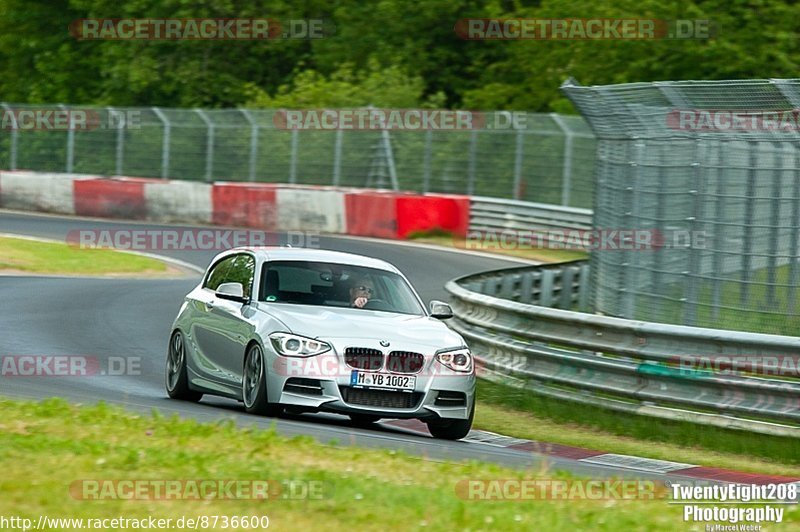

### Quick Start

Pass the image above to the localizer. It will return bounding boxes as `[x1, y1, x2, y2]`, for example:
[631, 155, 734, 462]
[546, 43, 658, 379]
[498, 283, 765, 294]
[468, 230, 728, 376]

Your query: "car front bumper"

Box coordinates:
[264, 339, 475, 421]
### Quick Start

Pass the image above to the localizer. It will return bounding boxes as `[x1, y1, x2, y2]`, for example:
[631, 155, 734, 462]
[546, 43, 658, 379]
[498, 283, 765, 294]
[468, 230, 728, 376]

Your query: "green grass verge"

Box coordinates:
[0, 397, 722, 531]
[406, 231, 588, 263]
[0, 236, 168, 275]
[475, 380, 800, 477]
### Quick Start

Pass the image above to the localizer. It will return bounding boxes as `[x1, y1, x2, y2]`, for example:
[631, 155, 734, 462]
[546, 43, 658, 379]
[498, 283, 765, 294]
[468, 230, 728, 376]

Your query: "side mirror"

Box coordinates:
[216, 282, 248, 303]
[429, 300, 453, 320]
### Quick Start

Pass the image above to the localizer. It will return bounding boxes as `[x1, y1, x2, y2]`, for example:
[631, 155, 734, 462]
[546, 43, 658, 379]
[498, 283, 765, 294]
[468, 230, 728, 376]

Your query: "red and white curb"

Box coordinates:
[381, 419, 800, 485]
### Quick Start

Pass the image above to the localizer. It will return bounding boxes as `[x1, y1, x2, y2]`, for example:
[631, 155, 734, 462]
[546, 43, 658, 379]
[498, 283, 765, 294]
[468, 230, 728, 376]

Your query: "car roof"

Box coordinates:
[229, 247, 401, 274]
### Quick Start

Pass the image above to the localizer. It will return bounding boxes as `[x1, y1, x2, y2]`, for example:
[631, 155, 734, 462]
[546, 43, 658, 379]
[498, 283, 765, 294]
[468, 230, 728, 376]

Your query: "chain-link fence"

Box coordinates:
[563, 78, 800, 335]
[0, 105, 595, 207]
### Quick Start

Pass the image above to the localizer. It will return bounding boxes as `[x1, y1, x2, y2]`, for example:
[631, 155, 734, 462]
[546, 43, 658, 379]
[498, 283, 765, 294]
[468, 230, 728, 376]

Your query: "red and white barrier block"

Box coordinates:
[346, 190, 470, 239]
[276, 188, 347, 234]
[211, 182, 277, 230]
[0, 171, 471, 241]
[145, 180, 212, 224]
[0, 171, 90, 215]
[73, 177, 149, 219]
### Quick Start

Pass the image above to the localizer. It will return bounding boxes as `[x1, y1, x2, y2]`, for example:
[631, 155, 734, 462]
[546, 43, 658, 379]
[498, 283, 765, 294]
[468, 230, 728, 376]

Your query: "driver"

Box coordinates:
[349, 276, 375, 308]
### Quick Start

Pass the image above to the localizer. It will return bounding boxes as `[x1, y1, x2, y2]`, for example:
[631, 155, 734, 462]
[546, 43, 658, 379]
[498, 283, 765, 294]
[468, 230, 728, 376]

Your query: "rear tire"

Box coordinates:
[426, 401, 474, 440]
[349, 413, 381, 427]
[165, 330, 203, 402]
[242, 343, 282, 417]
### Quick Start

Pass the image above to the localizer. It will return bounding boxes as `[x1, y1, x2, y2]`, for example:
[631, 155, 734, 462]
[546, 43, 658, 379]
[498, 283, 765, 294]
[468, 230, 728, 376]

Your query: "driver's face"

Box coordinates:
[350, 282, 375, 298]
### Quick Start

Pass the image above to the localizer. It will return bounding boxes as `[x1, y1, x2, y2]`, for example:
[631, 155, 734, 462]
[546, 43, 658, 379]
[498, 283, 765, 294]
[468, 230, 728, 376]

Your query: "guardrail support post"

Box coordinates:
[540, 269, 554, 307]
[519, 272, 534, 304]
[560, 266, 575, 309]
[577, 264, 590, 311]
[499, 273, 516, 300]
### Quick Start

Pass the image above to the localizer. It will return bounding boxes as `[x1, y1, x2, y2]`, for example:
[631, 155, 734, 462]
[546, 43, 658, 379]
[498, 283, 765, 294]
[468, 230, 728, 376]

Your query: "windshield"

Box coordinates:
[259, 260, 425, 316]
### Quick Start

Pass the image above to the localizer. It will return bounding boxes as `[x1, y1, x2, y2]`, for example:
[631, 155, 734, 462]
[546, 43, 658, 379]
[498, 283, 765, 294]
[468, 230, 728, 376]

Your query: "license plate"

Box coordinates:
[350, 371, 416, 392]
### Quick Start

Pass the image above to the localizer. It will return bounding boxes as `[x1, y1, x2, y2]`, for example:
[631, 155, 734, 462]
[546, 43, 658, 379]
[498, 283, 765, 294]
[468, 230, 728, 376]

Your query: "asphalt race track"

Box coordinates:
[0, 210, 716, 483]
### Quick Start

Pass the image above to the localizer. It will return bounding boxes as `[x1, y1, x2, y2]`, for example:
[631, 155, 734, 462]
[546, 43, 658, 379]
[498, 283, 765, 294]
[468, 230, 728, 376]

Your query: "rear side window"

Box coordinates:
[204, 256, 236, 291]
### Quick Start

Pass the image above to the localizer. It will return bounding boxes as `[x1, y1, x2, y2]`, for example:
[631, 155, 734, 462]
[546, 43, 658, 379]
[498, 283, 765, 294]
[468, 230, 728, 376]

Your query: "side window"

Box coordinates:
[204, 256, 236, 291]
[226, 255, 256, 298]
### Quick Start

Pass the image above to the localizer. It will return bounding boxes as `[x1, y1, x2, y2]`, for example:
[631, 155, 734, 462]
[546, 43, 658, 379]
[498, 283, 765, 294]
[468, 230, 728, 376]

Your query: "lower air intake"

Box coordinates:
[340, 387, 422, 409]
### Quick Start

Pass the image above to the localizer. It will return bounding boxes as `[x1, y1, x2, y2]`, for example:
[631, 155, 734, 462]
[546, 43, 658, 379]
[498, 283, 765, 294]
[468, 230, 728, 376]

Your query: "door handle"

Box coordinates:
[205, 300, 215, 311]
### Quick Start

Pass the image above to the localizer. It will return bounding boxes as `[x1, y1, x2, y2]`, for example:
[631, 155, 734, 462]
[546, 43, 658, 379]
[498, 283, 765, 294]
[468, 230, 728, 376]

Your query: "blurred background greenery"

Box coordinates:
[2, 0, 797, 111]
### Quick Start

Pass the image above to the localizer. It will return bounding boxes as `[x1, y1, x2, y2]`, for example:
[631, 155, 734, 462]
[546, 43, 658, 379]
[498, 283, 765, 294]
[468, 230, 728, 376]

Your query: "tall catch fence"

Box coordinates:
[0, 105, 595, 208]
[562, 78, 800, 335]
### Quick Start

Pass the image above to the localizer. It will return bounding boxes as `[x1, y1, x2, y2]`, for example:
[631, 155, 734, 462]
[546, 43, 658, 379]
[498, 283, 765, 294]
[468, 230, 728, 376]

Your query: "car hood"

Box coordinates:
[256, 303, 464, 347]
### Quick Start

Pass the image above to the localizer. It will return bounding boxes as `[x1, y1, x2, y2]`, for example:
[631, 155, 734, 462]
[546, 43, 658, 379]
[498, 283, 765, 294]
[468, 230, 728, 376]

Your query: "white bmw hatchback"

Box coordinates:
[166, 247, 475, 440]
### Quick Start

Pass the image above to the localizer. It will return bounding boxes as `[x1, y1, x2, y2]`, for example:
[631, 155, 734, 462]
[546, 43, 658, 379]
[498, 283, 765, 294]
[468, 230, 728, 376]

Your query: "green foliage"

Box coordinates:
[247, 60, 446, 108]
[0, 1, 798, 110]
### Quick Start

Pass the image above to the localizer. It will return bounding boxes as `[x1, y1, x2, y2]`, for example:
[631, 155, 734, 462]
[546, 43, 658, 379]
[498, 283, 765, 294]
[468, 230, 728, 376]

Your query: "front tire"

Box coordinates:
[242, 343, 282, 417]
[426, 401, 474, 440]
[165, 330, 202, 402]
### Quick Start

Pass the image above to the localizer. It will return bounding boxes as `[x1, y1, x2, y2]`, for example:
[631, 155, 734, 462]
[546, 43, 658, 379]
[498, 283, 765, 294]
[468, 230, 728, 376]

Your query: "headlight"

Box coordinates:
[435, 347, 473, 373]
[269, 333, 331, 357]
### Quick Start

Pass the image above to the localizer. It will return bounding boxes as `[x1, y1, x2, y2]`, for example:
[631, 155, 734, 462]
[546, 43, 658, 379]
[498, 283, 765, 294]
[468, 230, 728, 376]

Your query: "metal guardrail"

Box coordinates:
[445, 261, 800, 438]
[469, 196, 594, 248]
